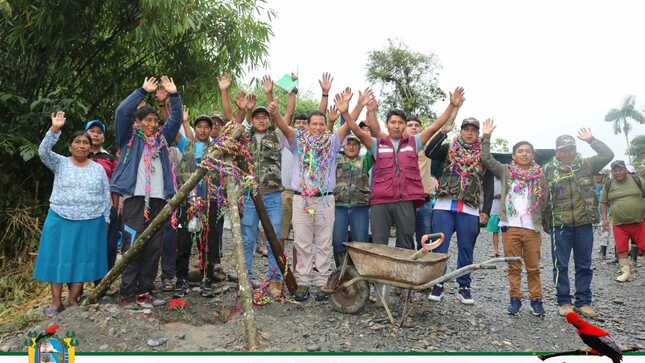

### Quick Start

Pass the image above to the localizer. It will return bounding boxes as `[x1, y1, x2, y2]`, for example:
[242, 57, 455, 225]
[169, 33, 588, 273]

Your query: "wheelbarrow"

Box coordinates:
[327, 233, 522, 327]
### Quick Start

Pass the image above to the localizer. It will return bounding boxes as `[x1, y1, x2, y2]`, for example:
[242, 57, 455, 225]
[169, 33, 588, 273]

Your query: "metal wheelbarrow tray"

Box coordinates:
[346, 242, 449, 286]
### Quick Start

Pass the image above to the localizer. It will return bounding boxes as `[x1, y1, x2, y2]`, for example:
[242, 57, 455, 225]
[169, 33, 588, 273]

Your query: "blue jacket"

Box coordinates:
[110, 87, 183, 199]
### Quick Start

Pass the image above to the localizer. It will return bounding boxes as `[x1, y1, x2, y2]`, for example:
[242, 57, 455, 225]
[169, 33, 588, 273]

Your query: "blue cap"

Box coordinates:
[85, 119, 106, 133]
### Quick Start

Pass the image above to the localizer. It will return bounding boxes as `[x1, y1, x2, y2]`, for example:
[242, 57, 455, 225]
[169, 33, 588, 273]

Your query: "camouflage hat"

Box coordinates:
[556, 135, 576, 150]
[610, 160, 627, 170]
[461, 117, 480, 129]
[211, 112, 225, 125]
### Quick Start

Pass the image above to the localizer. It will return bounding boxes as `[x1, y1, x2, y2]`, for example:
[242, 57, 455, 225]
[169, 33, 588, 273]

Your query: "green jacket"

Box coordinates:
[249, 130, 283, 194]
[542, 137, 614, 229]
[480, 135, 546, 229]
[334, 153, 370, 207]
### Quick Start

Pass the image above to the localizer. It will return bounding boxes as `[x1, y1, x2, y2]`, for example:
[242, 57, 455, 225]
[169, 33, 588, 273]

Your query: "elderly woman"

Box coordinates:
[34, 111, 111, 317]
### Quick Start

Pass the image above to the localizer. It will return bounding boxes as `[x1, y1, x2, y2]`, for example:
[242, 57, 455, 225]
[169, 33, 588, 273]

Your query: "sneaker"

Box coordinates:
[173, 279, 190, 298]
[313, 287, 329, 302]
[558, 304, 574, 317]
[507, 298, 521, 315]
[161, 278, 175, 292]
[294, 286, 310, 302]
[457, 286, 474, 305]
[530, 299, 545, 317]
[136, 292, 154, 309]
[200, 279, 214, 298]
[428, 284, 444, 302]
[574, 305, 598, 319]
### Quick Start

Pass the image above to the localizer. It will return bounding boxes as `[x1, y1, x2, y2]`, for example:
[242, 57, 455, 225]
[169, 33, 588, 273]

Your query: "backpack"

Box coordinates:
[604, 174, 644, 197]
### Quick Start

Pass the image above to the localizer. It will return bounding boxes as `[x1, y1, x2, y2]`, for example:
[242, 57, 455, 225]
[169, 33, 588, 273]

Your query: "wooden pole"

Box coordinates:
[224, 156, 258, 352]
[251, 191, 298, 293]
[83, 126, 244, 305]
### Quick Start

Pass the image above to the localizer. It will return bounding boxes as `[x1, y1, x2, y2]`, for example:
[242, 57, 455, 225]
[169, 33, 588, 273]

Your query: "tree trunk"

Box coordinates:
[83, 125, 244, 305]
[252, 191, 298, 293]
[224, 156, 258, 352]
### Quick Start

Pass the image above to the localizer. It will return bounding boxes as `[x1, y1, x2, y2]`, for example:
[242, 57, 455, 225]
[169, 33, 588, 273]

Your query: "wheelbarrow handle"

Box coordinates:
[411, 233, 445, 260]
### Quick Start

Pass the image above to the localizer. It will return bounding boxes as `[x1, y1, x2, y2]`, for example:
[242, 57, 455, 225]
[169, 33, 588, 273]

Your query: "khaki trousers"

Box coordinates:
[502, 227, 543, 300]
[292, 194, 335, 287]
[280, 190, 294, 241]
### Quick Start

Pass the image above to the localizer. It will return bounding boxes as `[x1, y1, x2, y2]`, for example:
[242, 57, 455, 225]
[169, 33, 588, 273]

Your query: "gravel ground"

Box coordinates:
[1, 226, 644, 353]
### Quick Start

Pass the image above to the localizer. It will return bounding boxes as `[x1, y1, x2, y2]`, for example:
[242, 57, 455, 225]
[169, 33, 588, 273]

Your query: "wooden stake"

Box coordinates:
[251, 190, 298, 294]
[224, 156, 258, 352]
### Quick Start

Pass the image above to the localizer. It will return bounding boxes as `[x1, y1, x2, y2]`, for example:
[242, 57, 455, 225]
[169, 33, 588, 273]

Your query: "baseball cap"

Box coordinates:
[211, 112, 225, 125]
[346, 134, 361, 144]
[251, 107, 270, 118]
[610, 160, 626, 170]
[193, 114, 213, 127]
[461, 117, 480, 129]
[85, 119, 106, 133]
[556, 135, 577, 150]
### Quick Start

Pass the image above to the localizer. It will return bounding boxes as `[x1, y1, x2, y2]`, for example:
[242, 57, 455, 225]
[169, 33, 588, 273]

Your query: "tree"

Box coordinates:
[491, 137, 510, 153]
[0, 0, 274, 261]
[366, 39, 445, 121]
[604, 95, 645, 158]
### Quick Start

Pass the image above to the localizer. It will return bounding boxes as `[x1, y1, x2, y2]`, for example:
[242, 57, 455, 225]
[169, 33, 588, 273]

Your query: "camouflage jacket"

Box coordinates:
[249, 129, 283, 194]
[634, 157, 645, 179]
[542, 138, 614, 229]
[428, 142, 485, 209]
[334, 154, 370, 207]
[175, 140, 221, 203]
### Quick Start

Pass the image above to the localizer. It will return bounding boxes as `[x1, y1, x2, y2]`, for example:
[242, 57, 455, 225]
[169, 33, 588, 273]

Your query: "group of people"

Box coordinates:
[33, 72, 643, 321]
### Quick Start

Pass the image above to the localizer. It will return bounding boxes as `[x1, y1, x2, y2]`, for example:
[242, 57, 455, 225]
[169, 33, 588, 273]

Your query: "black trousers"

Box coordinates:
[120, 196, 165, 299]
[176, 200, 224, 281]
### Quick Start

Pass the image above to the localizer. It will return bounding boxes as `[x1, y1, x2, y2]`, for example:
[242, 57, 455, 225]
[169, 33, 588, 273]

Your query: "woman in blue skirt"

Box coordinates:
[34, 111, 111, 317]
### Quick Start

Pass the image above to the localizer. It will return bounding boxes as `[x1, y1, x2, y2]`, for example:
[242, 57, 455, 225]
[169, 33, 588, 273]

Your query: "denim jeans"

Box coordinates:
[332, 206, 370, 254]
[415, 200, 433, 250]
[242, 191, 283, 281]
[431, 209, 480, 287]
[550, 224, 593, 307]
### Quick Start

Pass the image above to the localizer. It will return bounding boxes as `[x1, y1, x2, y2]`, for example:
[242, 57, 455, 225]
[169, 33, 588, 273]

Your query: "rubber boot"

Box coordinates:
[616, 258, 632, 282]
[600, 246, 607, 260]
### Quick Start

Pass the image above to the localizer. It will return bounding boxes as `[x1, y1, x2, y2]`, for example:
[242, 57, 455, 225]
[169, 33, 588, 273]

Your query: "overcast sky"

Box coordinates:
[253, 0, 645, 161]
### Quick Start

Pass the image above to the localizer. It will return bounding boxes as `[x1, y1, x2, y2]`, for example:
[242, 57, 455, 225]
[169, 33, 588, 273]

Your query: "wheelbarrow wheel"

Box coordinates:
[329, 266, 369, 314]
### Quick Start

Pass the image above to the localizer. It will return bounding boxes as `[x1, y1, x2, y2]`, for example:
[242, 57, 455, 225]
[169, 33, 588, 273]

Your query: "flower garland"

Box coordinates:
[448, 136, 483, 189]
[123, 128, 178, 227]
[295, 129, 336, 215]
[505, 161, 545, 217]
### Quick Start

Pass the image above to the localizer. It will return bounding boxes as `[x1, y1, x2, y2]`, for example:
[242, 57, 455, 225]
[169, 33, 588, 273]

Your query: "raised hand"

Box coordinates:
[160, 76, 177, 94]
[327, 105, 339, 123]
[50, 111, 65, 132]
[235, 91, 247, 111]
[182, 105, 189, 122]
[577, 128, 593, 142]
[142, 77, 158, 93]
[341, 87, 353, 104]
[245, 94, 256, 112]
[450, 87, 465, 107]
[267, 98, 279, 115]
[262, 75, 273, 94]
[319, 72, 333, 95]
[366, 92, 378, 112]
[357, 87, 374, 107]
[218, 74, 232, 90]
[482, 118, 496, 136]
[334, 90, 352, 114]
